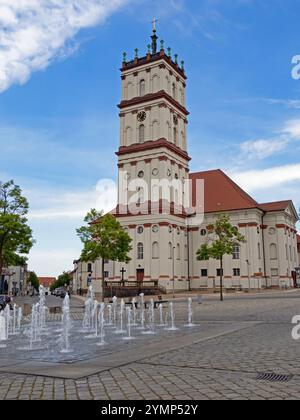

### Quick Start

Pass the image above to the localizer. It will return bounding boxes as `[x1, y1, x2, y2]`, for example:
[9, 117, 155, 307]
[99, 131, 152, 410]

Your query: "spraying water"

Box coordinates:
[115, 299, 126, 334]
[185, 298, 196, 327]
[97, 303, 106, 346]
[131, 298, 138, 326]
[158, 304, 165, 327]
[123, 307, 135, 341]
[60, 294, 72, 353]
[17, 307, 23, 332]
[106, 304, 113, 326]
[138, 293, 145, 330]
[166, 302, 179, 331]
[0, 311, 7, 348]
[143, 299, 156, 335]
[112, 296, 118, 326]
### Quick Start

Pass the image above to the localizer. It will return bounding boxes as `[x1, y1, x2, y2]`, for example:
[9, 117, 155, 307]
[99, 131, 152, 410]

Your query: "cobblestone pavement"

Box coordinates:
[2, 292, 300, 400]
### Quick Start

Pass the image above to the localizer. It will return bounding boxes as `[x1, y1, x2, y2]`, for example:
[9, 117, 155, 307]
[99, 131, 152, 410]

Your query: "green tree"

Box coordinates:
[0, 180, 35, 278]
[50, 272, 70, 291]
[196, 215, 246, 302]
[77, 210, 132, 299]
[28, 271, 39, 292]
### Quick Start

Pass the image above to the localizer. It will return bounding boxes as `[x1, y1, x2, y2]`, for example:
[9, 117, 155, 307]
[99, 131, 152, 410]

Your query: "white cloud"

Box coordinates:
[266, 98, 300, 110]
[28, 179, 118, 220]
[231, 163, 300, 192]
[283, 119, 300, 139]
[239, 118, 300, 160]
[0, 0, 129, 92]
[240, 138, 288, 159]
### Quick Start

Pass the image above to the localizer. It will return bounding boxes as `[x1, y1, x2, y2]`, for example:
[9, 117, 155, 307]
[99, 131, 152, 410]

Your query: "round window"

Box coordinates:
[152, 225, 159, 233]
[138, 171, 144, 178]
[137, 226, 144, 234]
[269, 227, 276, 235]
[152, 168, 159, 176]
[200, 229, 207, 236]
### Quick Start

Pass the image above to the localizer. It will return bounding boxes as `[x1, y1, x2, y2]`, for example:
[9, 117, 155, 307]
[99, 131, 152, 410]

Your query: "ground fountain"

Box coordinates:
[185, 298, 196, 327]
[158, 303, 166, 327]
[97, 303, 106, 346]
[166, 302, 179, 331]
[142, 299, 156, 335]
[123, 307, 135, 341]
[115, 299, 126, 334]
[0, 311, 7, 348]
[137, 293, 145, 330]
[60, 294, 72, 353]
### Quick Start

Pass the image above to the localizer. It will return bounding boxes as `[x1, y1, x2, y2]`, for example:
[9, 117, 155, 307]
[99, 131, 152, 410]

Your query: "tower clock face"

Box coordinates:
[137, 111, 146, 122]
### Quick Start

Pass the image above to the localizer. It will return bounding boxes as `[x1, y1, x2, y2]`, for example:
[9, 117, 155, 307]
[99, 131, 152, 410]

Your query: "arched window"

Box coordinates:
[126, 82, 133, 99]
[166, 121, 171, 141]
[152, 242, 159, 259]
[168, 242, 173, 259]
[181, 131, 185, 148]
[286, 244, 288, 260]
[177, 243, 181, 260]
[184, 245, 188, 260]
[173, 127, 178, 146]
[152, 120, 159, 140]
[258, 243, 261, 260]
[232, 244, 240, 260]
[152, 75, 160, 92]
[137, 243, 144, 260]
[179, 88, 184, 104]
[270, 243, 278, 260]
[125, 126, 132, 144]
[139, 124, 145, 143]
[139, 79, 145, 97]
[165, 76, 170, 94]
[172, 83, 176, 99]
[87, 263, 92, 273]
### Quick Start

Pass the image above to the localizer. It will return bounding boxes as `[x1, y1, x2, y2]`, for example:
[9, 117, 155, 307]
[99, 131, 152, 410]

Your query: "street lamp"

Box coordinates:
[173, 246, 176, 299]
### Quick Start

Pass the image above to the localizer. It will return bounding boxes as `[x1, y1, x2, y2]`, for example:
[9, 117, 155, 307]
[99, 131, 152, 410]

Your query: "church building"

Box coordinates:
[73, 27, 299, 294]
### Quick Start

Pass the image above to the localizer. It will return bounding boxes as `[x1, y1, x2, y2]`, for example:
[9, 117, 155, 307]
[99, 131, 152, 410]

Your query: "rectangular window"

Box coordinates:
[201, 269, 208, 277]
[216, 269, 224, 277]
[232, 245, 240, 260]
[104, 271, 109, 278]
[233, 268, 240, 277]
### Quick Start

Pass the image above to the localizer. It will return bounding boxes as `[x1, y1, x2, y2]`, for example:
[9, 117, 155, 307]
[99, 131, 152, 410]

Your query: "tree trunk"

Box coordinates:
[0, 251, 3, 294]
[220, 257, 224, 302]
[101, 258, 105, 303]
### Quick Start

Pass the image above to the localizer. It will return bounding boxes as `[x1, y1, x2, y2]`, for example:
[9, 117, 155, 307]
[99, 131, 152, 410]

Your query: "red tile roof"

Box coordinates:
[189, 169, 258, 213]
[259, 201, 293, 212]
[38, 277, 56, 287]
[189, 169, 295, 215]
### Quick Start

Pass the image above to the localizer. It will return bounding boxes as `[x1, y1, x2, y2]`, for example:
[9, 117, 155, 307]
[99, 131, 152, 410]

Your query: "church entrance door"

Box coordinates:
[136, 269, 145, 283]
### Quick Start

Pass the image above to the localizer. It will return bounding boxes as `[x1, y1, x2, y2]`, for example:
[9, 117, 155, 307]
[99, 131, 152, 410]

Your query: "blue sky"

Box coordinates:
[0, 0, 300, 276]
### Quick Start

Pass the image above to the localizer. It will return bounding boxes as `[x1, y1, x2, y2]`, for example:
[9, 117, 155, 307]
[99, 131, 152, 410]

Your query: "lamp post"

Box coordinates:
[173, 246, 176, 299]
[246, 259, 251, 292]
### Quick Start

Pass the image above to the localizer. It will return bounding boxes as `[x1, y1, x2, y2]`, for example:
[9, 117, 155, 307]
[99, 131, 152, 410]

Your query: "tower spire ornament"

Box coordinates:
[150, 17, 158, 54]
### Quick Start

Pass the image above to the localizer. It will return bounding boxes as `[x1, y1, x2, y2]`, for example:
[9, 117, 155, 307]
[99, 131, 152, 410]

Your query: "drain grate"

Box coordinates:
[256, 372, 293, 383]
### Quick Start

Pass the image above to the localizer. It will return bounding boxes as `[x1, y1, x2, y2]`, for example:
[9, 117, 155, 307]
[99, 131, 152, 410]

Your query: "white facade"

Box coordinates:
[74, 31, 299, 294]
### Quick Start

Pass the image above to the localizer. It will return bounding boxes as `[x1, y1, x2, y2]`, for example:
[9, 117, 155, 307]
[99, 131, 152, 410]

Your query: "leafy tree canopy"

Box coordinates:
[0, 180, 35, 275]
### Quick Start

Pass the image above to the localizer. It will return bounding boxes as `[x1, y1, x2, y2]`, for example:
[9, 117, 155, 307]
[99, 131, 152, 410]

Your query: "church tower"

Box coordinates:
[113, 24, 191, 291]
